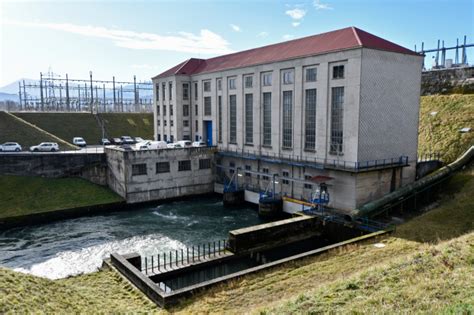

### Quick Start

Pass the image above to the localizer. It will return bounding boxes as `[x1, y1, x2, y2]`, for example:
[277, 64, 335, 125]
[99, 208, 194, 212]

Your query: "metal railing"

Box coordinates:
[418, 152, 442, 162]
[141, 239, 228, 275]
[217, 149, 409, 172]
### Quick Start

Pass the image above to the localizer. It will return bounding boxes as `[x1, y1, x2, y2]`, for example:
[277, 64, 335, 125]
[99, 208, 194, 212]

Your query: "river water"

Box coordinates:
[0, 196, 261, 279]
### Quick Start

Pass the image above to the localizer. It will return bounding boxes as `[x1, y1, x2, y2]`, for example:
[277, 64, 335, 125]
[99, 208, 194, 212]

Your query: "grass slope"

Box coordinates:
[0, 112, 73, 150]
[15, 112, 154, 145]
[0, 269, 158, 314]
[0, 175, 123, 219]
[267, 232, 474, 314]
[418, 94, 474, 163]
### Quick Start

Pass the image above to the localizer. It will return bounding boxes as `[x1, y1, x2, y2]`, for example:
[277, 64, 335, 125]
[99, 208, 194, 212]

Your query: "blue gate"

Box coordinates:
[205, 121, 213, 146]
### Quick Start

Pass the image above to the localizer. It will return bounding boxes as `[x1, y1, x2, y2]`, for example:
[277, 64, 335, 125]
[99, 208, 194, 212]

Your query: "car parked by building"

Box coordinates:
[176, 140, 192, 148]
[167, 143, 183, 149]
[0, 142, 22, 152]
[192, 141, 206, 147]
[111, 138, 123, 145]
[121, 136, 135, 144]
[101, 138, 111, 145]
[136, 140, 168, 150]
[134, 137, 145, 143]
[29, 142, 59, 152]
[73, 137, 87, 147]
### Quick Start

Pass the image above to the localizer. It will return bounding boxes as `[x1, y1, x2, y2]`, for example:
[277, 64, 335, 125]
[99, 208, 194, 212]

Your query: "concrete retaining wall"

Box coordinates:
[228, 215, 322, 253]
[0, 152, 107, 185]
[421, 66, 474, 95]
[106, 147, 216, 203]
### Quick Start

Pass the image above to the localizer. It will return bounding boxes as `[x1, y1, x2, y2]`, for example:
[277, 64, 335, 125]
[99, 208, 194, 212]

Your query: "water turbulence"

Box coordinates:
[0, 197, 261, 279]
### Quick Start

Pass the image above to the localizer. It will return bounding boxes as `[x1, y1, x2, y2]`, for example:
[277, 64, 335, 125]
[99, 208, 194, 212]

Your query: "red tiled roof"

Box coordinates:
[154, 27, 418, 79]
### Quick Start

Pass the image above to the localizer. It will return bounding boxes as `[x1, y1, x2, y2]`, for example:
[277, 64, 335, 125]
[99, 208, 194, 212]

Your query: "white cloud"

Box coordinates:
[292, 22, 301, 27]
[230, 24, 241, 32]
[282, 34, 294, 40]
[257, 31, 269, 37]
[285, 8, 306, 20]
[4, 19, 233, 54]
[313, 0, 333, 10]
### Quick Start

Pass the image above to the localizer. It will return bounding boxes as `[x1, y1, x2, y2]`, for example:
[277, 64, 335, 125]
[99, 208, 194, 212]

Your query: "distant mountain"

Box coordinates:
[0, 78, 36, 95]
[0, 92, 19, 102]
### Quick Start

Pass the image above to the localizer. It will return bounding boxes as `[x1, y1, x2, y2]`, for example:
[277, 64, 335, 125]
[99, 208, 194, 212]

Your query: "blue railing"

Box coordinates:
[217, 150, 409, 172]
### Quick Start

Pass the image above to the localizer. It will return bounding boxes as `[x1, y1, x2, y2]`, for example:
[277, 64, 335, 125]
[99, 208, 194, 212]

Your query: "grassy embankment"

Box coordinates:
[0, 175, 123, 219]
[418, 94, 473, 163]
[15, 112, 154, 145]
[0, 166, 472, 314]
[0, 111, 74, 150]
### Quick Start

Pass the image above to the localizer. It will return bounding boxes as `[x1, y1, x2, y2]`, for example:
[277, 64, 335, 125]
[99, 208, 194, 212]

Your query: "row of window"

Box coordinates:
[131, 158, 211, 176]
[155, 65, 344, 102]
[228, 163, 315, 189]
[219, 87, 344, 153]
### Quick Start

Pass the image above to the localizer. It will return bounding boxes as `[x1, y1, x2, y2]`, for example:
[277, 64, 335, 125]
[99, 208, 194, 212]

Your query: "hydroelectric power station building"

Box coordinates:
[151, 27, 423, 213]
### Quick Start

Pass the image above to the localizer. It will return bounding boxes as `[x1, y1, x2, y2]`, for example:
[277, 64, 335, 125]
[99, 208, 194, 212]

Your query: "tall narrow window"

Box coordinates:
[183, 104, 189, 116]
[195, 120, 198, 132]
[283, 70, 294, 84]
[217, 79, 222, 91]
[170, 105, 173, 116]
[304, 89, 317, 150]
[330, 87, 344, 154]
[163, 105, 166, 116]
[282, 91, 293, 148]
[157, 105, 160, 116]
[204, 97, 212, 115]
[195, 104, 198, 116]
[263, 92, 272, 146]
[218, 96, 222, 143]
[162, 83, 166, 101]
[245, 76, 253, 88]
[228, 78, 236, 90]
[333, 65, 344, 79]
[263, 73, 272, 86]
[182, 83, 189, 100]
[168, 82, 172, 100]
[245, 93, 253, 144]
[306, 68, 317, 82]
[155, 84, 159, 101]
[229, 95, 237, 143]
[203, 81, 211, 92]
[194, 82, 198, 100]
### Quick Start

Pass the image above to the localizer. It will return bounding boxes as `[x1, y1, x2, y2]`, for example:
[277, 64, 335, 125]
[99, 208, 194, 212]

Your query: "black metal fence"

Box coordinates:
[141, 239, 228, 275]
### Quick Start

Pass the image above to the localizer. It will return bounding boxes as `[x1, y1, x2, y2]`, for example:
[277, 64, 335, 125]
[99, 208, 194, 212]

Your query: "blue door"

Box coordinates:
[205, 121, 213, 146]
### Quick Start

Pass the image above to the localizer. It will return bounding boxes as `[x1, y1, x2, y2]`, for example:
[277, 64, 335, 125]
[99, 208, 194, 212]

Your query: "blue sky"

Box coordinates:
[1, 0, 473, 86]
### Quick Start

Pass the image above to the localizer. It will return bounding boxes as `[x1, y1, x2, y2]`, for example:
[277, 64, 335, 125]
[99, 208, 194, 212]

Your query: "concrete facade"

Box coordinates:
[106, 146, 216, 203]
[151, 31, 423, 211]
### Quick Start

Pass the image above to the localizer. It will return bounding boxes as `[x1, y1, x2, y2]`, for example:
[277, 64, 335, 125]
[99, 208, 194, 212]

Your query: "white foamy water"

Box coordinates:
[0, 197, 261, 279]
[14, 234, 186, 280]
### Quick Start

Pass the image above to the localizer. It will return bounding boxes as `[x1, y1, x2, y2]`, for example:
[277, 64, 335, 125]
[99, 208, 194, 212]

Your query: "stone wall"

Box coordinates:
[0, 152, 107, 185]
[421, 66, 474, 95]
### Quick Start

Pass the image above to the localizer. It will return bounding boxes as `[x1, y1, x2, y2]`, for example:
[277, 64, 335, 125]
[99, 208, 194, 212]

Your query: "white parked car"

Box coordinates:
[73, 137, 87, 147]
[101, 138, 111, 145]
[0, 142, 22, 152]
[29, 142, 59, 152]
[167, 143, 183, 149]
[192, 141, 207, 147]
[177, 140, 192, 148]
[136, 140, 167, 150]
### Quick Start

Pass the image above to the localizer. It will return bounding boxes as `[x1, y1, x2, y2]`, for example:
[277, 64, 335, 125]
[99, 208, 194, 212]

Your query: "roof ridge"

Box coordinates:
[204, 27, 355, 64]
[351, 26, 363, 46]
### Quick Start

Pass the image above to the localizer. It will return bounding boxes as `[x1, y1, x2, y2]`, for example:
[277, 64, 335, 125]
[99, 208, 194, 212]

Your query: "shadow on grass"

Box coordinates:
[392, 164, 473, 244]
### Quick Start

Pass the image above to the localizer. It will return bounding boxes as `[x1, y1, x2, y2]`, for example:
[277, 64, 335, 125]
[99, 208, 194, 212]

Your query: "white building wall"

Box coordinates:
[358, 48, 423, 185]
